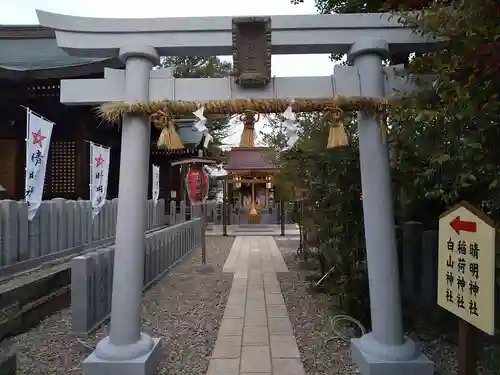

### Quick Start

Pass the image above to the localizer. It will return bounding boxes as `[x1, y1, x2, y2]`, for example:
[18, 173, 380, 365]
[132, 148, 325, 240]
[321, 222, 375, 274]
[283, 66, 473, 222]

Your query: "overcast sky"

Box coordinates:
[0, 0, 334, 146]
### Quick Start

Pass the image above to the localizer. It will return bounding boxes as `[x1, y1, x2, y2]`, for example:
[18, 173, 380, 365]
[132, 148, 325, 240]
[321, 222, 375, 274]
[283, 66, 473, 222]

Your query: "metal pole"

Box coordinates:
[222, 180, 228, 236]
[280, 199, 285, 236]
[298, 199, 304, 253]
[201, 202, 206, 265]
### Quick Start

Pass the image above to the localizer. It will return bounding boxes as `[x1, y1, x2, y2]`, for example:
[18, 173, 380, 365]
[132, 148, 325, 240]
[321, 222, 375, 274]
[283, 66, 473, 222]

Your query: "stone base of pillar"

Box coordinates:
[351, 334, 434, 375]
[196, 264, 215, 274]
[82, 338, 161, 375]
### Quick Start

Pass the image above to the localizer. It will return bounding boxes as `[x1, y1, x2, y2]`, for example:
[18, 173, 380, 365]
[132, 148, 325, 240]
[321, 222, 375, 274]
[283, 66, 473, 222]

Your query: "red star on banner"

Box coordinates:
[95, 154, 105, 167]
[32, 129, 46, 147]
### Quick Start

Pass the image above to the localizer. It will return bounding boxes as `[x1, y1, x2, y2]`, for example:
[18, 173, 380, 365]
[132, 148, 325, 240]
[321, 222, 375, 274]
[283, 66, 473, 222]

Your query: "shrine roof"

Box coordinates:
[225, 147, 276, 172]
[0, 25, 120, 79]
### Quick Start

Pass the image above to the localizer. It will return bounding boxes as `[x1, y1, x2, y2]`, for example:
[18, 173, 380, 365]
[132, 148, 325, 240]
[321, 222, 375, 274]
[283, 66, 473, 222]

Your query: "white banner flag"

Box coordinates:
[152, 164, 160, 206]
[25, 109, 54, 221]
[90, 143, 110, 219]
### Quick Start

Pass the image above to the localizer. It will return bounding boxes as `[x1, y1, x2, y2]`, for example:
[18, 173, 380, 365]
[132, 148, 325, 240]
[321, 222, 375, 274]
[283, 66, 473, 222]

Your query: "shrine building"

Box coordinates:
[224, 110, 277, 210]
[0, 25, 211, 202]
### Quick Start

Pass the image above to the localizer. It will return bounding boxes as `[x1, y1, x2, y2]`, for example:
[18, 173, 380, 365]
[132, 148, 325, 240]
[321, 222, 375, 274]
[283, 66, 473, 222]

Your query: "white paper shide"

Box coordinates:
[90, 143, 110, 219]
[193, 106, 213, 149]
[283, 105, 299, 148]
[152, 164, 160, 206]
[25, 109, 54, 221]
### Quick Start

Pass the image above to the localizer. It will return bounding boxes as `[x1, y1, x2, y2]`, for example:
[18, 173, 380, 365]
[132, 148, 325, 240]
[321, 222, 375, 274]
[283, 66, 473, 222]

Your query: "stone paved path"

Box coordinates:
[206, 236, 306, 375]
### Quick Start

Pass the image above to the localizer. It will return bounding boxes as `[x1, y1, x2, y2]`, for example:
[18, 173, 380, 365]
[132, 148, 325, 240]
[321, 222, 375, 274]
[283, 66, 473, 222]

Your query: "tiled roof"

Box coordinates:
[0, 26, 117, 77]
[225, 147, 276, 171]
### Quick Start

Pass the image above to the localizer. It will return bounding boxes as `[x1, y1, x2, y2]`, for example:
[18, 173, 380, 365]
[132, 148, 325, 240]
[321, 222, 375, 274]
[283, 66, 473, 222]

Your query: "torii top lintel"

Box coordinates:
[36, 10, 441, 59]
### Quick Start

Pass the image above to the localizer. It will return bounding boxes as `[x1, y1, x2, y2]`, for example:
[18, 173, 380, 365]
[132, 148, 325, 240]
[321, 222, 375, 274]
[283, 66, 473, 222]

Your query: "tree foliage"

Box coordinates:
[291, 0, 383, 13]
[276, 0, 500, 320]
[161, 56, 233, 79]
[393, 0, 500, 220]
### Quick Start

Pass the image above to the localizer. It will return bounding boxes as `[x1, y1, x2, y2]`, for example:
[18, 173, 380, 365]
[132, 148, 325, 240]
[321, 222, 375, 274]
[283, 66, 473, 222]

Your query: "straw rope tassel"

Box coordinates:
[153, 110, 184, 150]
[326, 108, 349, 149]
[157, 121, 184, 149]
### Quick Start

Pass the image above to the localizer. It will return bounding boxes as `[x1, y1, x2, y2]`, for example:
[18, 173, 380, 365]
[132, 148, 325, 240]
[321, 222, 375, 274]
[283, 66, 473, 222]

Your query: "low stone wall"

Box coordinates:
[0, 198, 166, 277]
[71, 218, 204, 336]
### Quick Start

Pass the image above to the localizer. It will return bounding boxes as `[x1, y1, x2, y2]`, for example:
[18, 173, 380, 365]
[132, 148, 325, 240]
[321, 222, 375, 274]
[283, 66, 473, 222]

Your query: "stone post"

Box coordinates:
[348, 39, 433, 375]
[83, 45, 161, 375]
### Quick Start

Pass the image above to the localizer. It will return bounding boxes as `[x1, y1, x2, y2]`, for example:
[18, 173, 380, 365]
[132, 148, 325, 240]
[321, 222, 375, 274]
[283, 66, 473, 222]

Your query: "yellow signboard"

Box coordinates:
[437, 202, 496, 335]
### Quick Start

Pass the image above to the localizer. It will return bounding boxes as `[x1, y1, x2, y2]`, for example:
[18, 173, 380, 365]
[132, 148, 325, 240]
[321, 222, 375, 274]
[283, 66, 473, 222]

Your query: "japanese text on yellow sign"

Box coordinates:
[437, 203, 495, 335]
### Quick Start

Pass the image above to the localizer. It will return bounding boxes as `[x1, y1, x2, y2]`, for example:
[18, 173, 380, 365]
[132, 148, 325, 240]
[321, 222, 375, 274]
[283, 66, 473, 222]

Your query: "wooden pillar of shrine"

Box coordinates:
[75, 110, 91, 199]
[0, 87, 24, 199]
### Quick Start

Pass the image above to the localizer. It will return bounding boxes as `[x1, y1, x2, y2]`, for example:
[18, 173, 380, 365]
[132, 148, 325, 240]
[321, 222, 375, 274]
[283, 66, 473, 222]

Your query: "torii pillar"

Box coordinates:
[348, 39, 433, 375]
[85, 46, 162, 375]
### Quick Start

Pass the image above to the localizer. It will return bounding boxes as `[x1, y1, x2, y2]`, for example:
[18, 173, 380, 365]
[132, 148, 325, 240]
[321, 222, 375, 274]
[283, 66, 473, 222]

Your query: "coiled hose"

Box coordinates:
[326, 314, 367, 344]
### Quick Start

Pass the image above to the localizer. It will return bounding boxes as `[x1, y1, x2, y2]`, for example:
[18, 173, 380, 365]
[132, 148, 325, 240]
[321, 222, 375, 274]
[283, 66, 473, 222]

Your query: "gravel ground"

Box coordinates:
[275, 238, 359, 375]
[409, 314, 500, 374]
[275, 238, 500, 375]
[11, 236, 234, 375]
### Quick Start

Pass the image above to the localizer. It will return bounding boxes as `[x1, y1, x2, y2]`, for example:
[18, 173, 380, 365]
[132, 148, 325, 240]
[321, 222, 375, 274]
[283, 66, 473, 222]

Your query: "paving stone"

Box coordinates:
[272, 358, 306, 375]
[249, 271, 263, 280]
[231, 285, 248, 295]
[263, 274, 277, 280]
[265, 293, 285, 306]
[248, 283, 264, 292]
[270, 335, 301, 358]
[264, 283, 281, 292]
[224, 304, 245, 319]
[264, 283, 281, 294]
[240, 346, 272, 373]
[233, 278, 248, 287]
[211, 336, 242, 359]
[211, 237, 305, 375]
[247, 290, 265, 300]
[263, 279, 278, 286]
[234, 271, 248, 279]
[227, 292, 246, 306]
[266, 305, 288, 318]
[244, 310, 267, 326]
[268, 317, 293, 335]
[247, 297, 265, 306]
[246, 300, 266, 311]
[218, 318, 244, 336]
[243, 325, 269, 345]
[206, 358, 240, 375]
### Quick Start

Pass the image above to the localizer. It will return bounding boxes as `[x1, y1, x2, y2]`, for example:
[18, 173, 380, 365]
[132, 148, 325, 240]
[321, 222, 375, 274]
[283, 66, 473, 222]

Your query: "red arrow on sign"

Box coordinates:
[450, 216, 477, 234]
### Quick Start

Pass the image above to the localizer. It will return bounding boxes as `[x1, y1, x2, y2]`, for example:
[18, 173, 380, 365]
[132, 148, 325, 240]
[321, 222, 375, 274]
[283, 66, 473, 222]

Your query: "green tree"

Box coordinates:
[161, 56, 232, 78]
[290, 0, 412, 63]
[291, 0, 383, 14]
[276, 0, 500, 333]
[390, 0, 500, 221]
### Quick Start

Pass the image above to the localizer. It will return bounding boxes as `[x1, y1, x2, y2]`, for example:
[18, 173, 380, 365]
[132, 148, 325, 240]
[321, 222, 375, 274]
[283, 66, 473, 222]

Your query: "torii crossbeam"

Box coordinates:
[37, 10, 441, 57]
[38, 9, 438, 375]
[61, 65, 419, 105]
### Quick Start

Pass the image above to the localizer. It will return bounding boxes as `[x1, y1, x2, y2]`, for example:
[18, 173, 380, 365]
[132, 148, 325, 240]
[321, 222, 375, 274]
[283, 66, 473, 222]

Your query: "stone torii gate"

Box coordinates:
[37, 9, 439, 375]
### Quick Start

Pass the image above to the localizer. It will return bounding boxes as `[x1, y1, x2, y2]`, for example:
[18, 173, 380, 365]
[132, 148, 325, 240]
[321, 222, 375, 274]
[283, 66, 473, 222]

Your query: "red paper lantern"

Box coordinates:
[186, 168, 209, 202]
